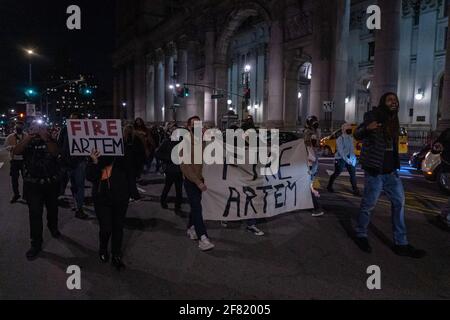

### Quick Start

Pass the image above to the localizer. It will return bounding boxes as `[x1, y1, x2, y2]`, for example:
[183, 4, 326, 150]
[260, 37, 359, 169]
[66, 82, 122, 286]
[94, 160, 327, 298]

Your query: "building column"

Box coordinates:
[154, 49, 165, 124]
[186, 40, 200, 120]
[113, 72, 119, 119]
[204, 30, 215, 126]
[310, 0, 332, 123]
[164, 44, 175, 122]
[177, 38, 188, 123]
[134, 46, 146, 121]
[371, 0, 401, 104]
[145, 54, 155, 122]
[330, 0, 350, 126]
[439, 2, 450, 130]
[126, 62, 134, 121]
[118, 67, 126, 119]
[267, 20, 284, 128]
[214, 62, 228, 127]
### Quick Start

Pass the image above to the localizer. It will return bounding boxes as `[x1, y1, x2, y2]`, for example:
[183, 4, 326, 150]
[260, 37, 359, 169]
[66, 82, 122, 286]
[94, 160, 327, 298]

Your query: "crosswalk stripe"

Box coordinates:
[0, 162, 4, 169]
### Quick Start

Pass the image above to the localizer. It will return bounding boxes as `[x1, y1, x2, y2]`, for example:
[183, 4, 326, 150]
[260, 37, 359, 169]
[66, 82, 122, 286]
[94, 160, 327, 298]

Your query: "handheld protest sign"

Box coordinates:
[67, 119, 124, 156]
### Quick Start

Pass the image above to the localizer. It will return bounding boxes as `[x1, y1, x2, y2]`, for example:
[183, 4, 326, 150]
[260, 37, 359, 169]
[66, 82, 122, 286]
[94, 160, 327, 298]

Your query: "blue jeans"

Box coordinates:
[355, 171, 408, 246]
[184, 179, 208, 238]
[69, 161, 87, 210]
[328, 159, 358, 191]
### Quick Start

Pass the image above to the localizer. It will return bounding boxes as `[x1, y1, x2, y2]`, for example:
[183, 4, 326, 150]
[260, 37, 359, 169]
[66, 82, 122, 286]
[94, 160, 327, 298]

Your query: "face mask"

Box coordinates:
[313, 123, 319, 129]
[346, 129, 352, 135]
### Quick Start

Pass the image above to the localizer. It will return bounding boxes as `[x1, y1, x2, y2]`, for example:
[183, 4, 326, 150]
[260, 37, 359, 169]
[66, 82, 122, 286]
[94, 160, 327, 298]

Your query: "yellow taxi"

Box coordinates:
[320, 125, 408, 157]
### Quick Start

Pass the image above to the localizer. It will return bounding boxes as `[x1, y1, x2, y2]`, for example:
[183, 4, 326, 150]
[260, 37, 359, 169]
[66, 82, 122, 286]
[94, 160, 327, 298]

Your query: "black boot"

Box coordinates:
[26, 246, 41, 261]
[111, 256, 126, 271]
[99, 250, 110, 263]
[354, 237, 372, 253]
[10, 194, 20, 204]
[393, 245, 426, 259]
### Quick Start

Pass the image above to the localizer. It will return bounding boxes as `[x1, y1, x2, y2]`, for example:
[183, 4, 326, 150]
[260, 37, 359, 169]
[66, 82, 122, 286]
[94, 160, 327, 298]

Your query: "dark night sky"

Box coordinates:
[0, 0, 115, 111]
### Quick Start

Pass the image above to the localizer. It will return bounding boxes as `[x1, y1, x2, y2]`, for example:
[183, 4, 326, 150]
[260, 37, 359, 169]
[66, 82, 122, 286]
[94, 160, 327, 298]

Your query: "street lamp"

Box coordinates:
[244, 64, 251, 72]
[25, 48, 36, 86]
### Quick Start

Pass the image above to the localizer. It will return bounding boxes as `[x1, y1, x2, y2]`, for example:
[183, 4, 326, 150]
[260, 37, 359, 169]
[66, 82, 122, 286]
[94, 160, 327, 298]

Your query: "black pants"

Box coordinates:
[328, 159, 358, 191]
[25, 182, 59, 248]
[95, 200, 128, 256]
[161, 172, 183, 208]
[184, 179, 208, 238]
[10, 160, 23, 197]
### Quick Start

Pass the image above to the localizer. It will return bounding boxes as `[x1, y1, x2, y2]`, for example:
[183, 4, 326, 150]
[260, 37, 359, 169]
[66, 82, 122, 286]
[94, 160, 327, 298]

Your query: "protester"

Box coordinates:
[58, 113, 89, 219]
[5, 121, 27, 203]
[123, 125, 146, 201]
[155, 122, 183, 212]
[304, 115, 321, 179]
[353, 92, 426, 258]
[14, 120, 61, 260]
[134, 118, 156, 174]
[86, 125, 139, 270]
[327, 123, 360, 196]
[304, 116, 324, 217]
[433, 128, 450, 227]
[236, 116, 265, 235]
[181, 116, 215, 251]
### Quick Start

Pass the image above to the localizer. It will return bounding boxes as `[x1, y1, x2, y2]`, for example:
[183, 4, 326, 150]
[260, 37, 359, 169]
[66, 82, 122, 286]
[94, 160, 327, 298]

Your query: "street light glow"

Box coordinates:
[227, 99, 232, 105]
[244, 65, 251, 72]
[26, 49, 34, 55]
[169, 84, 175, 90]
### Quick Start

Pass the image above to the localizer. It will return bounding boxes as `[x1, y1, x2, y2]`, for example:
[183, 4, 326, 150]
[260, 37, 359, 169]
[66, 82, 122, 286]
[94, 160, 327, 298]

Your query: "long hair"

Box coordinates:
[377, 92, 400, 142]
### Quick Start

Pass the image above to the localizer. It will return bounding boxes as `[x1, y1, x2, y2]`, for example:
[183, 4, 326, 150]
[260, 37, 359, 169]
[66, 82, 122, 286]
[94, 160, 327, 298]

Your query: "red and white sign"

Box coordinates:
[67, 119, 124, 156]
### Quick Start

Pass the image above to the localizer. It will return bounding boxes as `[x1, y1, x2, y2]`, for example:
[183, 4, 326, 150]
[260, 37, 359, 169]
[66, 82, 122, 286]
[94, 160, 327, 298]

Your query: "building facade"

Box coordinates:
[113, 0, 450, 136]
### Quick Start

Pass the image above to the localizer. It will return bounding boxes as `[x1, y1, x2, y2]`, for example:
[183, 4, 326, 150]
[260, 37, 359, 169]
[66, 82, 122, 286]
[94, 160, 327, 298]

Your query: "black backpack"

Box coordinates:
[24, 138, 60, 183]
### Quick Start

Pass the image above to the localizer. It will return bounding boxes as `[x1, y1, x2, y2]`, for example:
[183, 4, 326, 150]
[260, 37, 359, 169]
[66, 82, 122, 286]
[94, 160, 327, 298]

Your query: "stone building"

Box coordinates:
[113, 0, 450, 135]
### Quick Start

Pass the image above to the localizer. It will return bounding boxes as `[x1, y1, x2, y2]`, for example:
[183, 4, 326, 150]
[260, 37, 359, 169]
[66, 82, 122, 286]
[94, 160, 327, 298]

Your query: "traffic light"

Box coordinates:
[81, 86, 93, 96]
[19, 113, 25, 119]
[25, 88, 37, 97]
[176, 86, 190, 98]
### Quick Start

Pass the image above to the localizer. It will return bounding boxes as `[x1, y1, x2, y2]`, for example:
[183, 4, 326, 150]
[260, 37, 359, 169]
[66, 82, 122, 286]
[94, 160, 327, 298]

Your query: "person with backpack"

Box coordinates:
[155, 122, 183, 212]
[14, 120, 61, 260]
[4, 121, 27, 203]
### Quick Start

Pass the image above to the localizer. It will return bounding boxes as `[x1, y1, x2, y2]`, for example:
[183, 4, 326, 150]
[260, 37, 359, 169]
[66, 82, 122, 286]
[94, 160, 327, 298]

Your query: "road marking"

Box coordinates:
[0, 162, 4, 169]
[326, 169, 365, 177]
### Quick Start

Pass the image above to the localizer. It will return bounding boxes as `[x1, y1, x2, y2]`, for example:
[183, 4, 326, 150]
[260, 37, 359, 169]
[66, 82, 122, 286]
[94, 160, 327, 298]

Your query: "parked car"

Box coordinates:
[409, 144, 432, 170]
[422, 150, 450, 194]
[320, 125, 409, 157]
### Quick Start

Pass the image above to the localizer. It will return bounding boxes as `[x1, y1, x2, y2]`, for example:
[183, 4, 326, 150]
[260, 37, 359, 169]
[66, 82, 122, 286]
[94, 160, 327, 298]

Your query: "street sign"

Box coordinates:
[26, 104, 36, 117]
[211, 94, 225, 99]
[323, 101, 335, 112]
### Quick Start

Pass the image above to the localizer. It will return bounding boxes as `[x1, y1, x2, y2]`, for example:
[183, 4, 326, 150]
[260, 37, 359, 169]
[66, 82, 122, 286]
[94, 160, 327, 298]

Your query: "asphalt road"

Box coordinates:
[0, 147, 449, 300]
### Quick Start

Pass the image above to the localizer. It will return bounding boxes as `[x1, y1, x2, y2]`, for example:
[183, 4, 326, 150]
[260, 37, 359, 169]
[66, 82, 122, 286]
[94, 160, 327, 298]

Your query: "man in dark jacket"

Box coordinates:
[14, 120, 61, 260]
[434, 128, 450, 226]
[156, 123, 183, 211]
[353, 92, 425, 258]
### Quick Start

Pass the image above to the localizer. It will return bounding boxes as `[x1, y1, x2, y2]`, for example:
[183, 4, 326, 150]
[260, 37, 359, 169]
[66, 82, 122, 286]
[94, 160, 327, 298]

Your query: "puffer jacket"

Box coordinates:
[354, 108, 400, 175]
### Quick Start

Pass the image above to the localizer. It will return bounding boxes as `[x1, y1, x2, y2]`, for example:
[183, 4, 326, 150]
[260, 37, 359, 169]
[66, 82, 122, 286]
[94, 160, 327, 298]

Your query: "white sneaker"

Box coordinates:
[187, 227, 198, 240]
[198, 236, 215, 251]
[311, 209, 325, 217]
[246, 225, 265, 236]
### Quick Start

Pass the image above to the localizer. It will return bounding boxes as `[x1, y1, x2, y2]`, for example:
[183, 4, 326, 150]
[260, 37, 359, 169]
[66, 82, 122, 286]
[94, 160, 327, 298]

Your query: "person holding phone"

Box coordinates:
[13, 120, 61, 260]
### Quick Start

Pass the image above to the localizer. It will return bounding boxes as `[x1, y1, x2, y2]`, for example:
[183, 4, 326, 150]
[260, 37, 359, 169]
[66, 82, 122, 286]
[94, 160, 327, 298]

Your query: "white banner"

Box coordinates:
[67, 119, 124, 156]
[202, 139, 313, 221]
